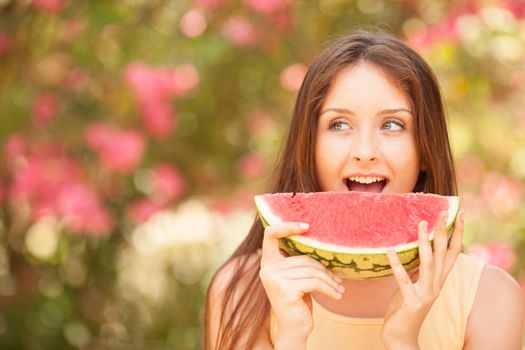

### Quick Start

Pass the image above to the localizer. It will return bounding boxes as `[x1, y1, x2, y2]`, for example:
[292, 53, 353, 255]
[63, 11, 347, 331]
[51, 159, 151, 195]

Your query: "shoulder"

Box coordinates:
[206, 251, 271, 350]
[209, 251, 261, 298]
[475, 264, 524, 315]
[208, 251, 261, 309]
[464, 264, 525, 349]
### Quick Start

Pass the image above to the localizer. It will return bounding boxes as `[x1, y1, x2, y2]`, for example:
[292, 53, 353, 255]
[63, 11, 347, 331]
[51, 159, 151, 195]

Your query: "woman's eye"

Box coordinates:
[329, 121, 350, 131]
[382, 120, 404, 131]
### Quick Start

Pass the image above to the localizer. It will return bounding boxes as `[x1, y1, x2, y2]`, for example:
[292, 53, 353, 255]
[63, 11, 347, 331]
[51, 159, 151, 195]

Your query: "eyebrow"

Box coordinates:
[320, 108, 413, 116]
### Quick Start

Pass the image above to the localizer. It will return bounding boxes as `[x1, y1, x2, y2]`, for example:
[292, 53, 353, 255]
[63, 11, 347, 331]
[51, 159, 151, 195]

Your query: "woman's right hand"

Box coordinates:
[259, 222, 345, 348]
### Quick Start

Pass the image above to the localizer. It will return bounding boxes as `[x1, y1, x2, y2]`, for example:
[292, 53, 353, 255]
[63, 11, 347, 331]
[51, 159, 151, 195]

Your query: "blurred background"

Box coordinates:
[0, 0, 524, 349]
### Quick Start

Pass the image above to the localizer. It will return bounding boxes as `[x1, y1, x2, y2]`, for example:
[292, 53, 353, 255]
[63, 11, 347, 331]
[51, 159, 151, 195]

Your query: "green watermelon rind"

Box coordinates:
[254, 194, 460, 279]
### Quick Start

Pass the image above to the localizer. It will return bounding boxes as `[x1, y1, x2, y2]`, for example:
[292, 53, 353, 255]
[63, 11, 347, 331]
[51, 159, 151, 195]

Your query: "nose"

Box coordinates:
[350, 130, 378, 162]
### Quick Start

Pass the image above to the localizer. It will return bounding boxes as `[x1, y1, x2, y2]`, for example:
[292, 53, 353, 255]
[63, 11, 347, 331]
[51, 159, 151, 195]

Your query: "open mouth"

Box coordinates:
[345, 176, 387, 193]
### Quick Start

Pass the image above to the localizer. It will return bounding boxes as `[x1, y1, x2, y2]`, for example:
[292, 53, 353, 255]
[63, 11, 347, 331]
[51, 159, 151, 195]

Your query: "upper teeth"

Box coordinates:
[348, 176, 385, 184]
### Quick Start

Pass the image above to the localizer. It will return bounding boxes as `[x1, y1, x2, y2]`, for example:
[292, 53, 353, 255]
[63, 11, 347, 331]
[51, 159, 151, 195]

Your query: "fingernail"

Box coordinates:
[335, 276, 343, 283]
[299, 223, 309, 229]
[337, 284, 345, 292]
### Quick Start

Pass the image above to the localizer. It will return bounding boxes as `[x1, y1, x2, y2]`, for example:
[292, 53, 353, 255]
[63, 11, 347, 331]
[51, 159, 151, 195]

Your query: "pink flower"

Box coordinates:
[10, 149, 81, 205]
[244, 0, 291, 14]
[239, 153, 266, 179]
[506, 0, 525, 18]
[406, 17, 459, 52]
[280, 63, 307, 91]
[269, 11, 294, 32]
[85, 123, 146, 174]
[173, 64, 200, 97]
[461, 193, 488, 221]
[469, 243, 517, 271]
[179, 9, 207, 38]
[458, 155, 486, 187]
[7, 143, 114, 235]
[33, 93, 59, 126]
[32, 0, 67, 13]
[124, 62, 198, 138]
[482, 172, 523, 218]
[233, 191, 256, 209]
[57, 183, 113, 235]
[9, 147, 81, 217]
[247, 110, 276, 135]
[85, 123, 114, 149]
[211, 192, 254, 214]
[4, 134, 27, 166]
[126, 63, 198, 99]
[150, 163, 185, 204]
[209, 198, 234, 215]
[140, 100, 175, 138]
[222, 17, 258, 47]
[126, 198, 165, 223]
[125, 63, 169, 102]
[98, 131, 145, 173]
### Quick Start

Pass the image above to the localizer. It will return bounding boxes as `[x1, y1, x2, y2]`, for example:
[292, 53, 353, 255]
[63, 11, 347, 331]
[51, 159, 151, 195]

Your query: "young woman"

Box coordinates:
[204, 30, 525, 349]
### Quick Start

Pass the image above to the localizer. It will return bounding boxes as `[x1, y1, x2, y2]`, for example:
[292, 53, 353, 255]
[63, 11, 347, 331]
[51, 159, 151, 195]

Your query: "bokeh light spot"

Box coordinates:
[63, 320, 91, 348]
[510, 148, 525, 178]
[25, 218, 59, 259]
[180, 9, 207, 38]
[280, 63, 307, 92]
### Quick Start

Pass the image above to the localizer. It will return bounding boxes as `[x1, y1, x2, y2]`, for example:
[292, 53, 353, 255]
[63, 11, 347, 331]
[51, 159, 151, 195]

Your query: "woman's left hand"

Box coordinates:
[381, 210, 464, 350]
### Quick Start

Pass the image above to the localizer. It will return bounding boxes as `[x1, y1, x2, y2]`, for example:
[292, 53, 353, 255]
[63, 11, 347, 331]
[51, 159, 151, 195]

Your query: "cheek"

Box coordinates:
[383, 138, 420, 170]
[315, 139, 330, 178]
[315, 136, 344, 180]
[314, 136, 322, 174]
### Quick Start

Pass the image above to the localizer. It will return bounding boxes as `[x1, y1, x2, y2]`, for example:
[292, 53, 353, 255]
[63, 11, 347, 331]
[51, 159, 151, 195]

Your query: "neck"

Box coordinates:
[312, 268, 419, 318]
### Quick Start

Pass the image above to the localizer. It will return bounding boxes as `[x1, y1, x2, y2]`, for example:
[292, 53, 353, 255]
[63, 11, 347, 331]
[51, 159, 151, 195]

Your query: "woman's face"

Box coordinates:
[315, 62, 421, 193]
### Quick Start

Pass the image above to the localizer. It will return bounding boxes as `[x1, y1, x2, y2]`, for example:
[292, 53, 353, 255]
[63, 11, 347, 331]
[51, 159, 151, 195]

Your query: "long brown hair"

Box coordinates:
[203, 29, 457, 350]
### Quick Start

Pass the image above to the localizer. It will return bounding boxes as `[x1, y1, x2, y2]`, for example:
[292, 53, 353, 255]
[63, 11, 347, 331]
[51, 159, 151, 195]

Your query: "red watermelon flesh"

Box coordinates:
[255, 192, 454, 248]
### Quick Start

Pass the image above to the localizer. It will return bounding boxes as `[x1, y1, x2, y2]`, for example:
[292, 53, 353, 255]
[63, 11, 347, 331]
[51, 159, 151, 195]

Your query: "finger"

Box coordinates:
[443, 210, 464, 277]
[387, 248, 417, 300]
[266, 222, 310, 239]
[280, 255, 343, 283]
[261, 222, 309, 265]
[432, 211, 448, 254]
[432, 211, 448, 288]
[291, 277, 344, 300]
[278, 266, 344, 294]
[417, 221, 434, 294]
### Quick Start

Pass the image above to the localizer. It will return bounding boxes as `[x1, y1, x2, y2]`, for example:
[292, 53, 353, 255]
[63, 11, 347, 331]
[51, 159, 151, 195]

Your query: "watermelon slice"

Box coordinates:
[254, 192, 460, 279]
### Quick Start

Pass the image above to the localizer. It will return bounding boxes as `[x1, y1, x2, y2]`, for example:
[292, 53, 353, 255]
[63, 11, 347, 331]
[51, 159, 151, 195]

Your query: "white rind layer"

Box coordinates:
[254, 195, 281, 224]
[255, 194, 460, 254]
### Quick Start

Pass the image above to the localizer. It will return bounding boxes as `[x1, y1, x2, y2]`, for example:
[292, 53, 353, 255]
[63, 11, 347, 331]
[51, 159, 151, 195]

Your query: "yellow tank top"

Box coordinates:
[270, 253, 485, 349]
